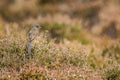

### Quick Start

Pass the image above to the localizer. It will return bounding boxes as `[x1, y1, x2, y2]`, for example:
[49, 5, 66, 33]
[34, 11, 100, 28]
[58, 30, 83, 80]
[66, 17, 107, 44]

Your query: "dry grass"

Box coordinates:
[0, 23, 120, 80]
[0, 0, 120, 80]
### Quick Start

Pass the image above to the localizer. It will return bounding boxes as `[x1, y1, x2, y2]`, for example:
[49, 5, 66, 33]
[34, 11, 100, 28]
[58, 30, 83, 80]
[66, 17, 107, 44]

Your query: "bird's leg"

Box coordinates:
[25, 40, 33, 59]
[27, 41, 32, 54]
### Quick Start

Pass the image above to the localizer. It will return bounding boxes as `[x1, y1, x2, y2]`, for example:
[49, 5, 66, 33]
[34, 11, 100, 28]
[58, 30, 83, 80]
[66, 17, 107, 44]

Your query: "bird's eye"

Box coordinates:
[36, 26, 39, 28]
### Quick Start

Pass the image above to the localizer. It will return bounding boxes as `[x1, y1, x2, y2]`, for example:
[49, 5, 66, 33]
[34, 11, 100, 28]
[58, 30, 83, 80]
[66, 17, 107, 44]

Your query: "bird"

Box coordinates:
[28, 24, 40, 42]
[26, 24, 41, 55]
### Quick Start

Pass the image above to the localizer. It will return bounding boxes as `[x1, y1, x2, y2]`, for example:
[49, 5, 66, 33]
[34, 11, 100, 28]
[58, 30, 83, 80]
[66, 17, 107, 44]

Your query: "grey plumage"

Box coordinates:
[26, 41, 32, 55]
[28, 24, 40, 42]
[26, 24, 40, 55]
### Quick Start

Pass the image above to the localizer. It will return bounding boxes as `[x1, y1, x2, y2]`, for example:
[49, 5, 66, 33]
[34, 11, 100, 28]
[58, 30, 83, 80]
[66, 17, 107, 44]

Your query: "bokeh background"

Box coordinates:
[0, 0, 120, 40]
[0, 0, 120, 80]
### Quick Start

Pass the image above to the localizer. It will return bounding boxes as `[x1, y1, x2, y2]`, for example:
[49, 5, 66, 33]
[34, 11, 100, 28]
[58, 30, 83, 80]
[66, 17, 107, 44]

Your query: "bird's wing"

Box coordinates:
[29, 30, 36, 41]
[28, 27, 40, 42]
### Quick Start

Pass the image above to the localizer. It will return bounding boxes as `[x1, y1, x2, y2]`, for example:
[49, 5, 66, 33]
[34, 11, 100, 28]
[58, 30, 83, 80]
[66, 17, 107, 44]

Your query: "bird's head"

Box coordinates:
[32, 23, 41, 29]
[32, 23, 41, 32]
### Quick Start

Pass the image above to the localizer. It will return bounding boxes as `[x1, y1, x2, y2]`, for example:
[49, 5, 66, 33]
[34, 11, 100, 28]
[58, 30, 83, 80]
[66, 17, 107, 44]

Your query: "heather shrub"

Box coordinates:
[103, 66, 120, 80]
[102, 43, 120, 62]
[40, 22, 90, 44]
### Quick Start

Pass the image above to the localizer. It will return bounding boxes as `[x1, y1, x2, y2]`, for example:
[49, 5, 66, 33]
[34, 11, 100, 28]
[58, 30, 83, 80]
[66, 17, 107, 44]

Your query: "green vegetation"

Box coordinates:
[103, 66, 120, 80]
[40, 22, 90, 44]
[0, 0, 120, 80]
[0, 32, 119, 79]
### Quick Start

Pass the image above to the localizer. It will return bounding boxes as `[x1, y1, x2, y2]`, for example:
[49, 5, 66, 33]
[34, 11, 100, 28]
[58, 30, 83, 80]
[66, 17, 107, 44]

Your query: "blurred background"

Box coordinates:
[0, 0, 120, 79]
[0, 0, 120, 44]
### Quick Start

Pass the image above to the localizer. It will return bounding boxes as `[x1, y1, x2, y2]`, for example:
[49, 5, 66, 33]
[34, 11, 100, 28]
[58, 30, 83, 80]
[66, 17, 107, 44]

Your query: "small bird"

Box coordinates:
[28, 24, 40, 42]
[26, 24, 41, 55]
